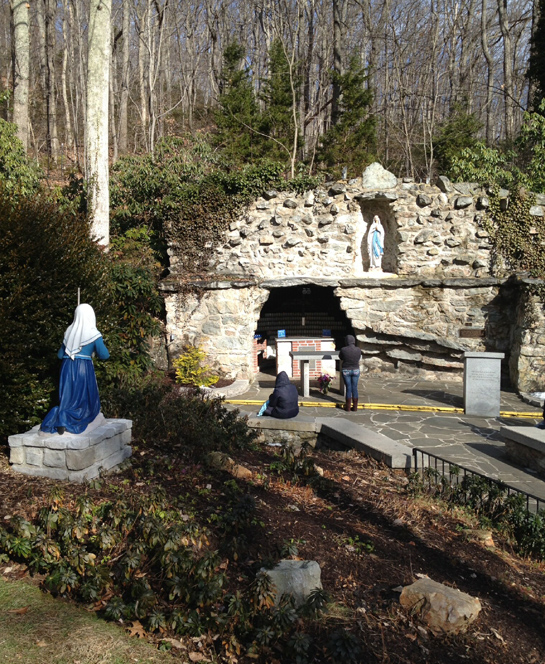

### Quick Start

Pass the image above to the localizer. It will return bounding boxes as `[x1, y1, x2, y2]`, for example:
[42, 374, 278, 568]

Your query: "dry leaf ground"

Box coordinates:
[1, 429, 545, 663]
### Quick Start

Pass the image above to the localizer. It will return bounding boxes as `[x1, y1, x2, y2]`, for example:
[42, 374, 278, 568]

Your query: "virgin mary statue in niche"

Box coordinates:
[367, 215, 385, 270]
[40, 304, 109, 435]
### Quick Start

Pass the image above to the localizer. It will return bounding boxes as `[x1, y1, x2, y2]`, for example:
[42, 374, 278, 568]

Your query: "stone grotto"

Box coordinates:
[160, 163, 545, 393]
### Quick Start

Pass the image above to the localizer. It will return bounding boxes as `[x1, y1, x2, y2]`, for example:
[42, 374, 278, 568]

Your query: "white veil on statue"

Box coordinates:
[63, 304, 102, 360]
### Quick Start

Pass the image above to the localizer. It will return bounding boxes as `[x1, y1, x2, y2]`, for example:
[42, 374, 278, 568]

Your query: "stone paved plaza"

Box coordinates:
[230, 373, 545, 500]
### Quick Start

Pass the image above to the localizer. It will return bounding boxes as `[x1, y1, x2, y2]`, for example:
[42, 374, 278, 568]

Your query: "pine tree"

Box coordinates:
[317, 57, 376, 177]
[259, 39, 301, 163]
[433, 102, 483, 175]
[214, 42, 261, 163]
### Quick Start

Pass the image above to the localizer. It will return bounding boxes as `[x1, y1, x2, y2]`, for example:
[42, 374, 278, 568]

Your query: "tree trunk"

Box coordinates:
[331, 0, 343, 125]
[119, 0, 130, 153]
[10, 0, 29, 150]
[35, 0, 47, 95]
[481, 0, 495, 143]
[138, 0, 150, 150]
[45, 0, 59, 161]
[61, 1, 73, 153]
[86, 0, 111, 247]
[497, 0, 515, 141]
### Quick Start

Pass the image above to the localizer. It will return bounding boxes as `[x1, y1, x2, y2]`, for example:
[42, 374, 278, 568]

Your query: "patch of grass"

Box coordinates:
[0, 577, 162, 664]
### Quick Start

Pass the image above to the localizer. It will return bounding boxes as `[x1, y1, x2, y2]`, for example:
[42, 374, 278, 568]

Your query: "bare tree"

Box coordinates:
[86, 0, 112, 246]
[10, 0, 29, 150]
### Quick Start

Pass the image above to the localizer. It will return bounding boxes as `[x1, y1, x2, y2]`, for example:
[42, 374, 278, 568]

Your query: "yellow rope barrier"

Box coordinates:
[224, 399, 540, 419]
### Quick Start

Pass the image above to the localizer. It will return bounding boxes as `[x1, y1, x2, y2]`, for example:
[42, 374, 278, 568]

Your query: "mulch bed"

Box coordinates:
[1, 429, 545, 663]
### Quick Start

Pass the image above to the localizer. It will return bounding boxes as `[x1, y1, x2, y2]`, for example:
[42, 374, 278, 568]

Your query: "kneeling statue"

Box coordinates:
[40, 303, 109, 435]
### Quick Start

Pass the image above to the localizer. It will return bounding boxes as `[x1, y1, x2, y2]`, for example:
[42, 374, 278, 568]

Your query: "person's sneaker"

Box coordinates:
[536, 421, 545, 430]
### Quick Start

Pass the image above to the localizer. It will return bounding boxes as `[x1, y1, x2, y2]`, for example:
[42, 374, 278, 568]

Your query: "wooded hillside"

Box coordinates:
[3, 0, 542, 180]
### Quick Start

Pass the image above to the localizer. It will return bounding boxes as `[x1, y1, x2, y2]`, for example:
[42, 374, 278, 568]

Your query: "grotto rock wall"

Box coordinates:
[167, 169, 499, 280]
[162, 165, 545, 390]
[162, 276, 519, 382]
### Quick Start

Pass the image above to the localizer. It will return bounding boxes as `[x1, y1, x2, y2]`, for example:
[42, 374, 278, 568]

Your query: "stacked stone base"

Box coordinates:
[8, 418, 132, 482]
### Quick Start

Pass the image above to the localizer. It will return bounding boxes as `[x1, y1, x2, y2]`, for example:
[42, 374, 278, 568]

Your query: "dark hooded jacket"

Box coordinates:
[264, 371, 299, 419]
[339, 335, 362, 370]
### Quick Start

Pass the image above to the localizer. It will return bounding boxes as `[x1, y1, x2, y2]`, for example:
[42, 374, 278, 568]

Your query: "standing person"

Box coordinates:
[263, 370, 299, 419]
[40, 304, 109, 435]
[339, 335, 362, 412]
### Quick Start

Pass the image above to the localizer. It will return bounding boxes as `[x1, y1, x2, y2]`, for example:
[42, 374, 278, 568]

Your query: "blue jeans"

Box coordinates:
[342, 369, 360, 399]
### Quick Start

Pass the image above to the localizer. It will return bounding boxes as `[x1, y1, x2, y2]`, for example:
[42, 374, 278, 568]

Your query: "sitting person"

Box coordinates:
[263, 371, 299, 419]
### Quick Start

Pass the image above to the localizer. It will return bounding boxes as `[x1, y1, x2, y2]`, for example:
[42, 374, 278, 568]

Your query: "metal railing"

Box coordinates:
[413, 447, 545, 515]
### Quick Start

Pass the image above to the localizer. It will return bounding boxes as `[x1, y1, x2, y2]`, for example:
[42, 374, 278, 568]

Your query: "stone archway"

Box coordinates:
[253, 285, 355, 376]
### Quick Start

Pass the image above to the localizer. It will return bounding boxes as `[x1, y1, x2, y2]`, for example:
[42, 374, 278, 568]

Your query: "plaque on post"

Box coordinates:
[463, 352, 505, 417]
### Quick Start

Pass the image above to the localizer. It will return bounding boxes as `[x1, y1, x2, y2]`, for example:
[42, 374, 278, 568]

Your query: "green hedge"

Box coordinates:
[0, 191, 112, 439]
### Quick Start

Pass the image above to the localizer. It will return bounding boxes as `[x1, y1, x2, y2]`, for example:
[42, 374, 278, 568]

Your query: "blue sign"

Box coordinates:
[322, 329, 331, 337]
[278, 329, 287, 338]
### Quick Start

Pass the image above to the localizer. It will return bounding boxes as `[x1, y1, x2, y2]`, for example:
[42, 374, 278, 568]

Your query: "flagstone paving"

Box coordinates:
[231, 373, 545, 501]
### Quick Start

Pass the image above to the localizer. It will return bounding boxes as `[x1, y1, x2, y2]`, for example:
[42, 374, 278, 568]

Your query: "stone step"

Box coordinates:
[247, 414, 318, 432]
[245, 411, 413, 469]
[500, 425, 545, 453]
[500, 425, 545, 478]
[318, 418, 413, 469]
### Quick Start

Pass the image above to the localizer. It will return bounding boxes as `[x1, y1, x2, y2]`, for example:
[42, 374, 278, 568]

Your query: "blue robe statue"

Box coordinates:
[40, 304, 109, 435]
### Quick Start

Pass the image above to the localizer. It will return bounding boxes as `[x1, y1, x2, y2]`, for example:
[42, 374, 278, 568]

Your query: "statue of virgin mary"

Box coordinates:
[40, 304, 109, 435]
[368, 215, 385, 270]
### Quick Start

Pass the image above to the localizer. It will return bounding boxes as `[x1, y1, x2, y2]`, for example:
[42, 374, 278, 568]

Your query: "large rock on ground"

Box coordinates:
[262, 560, 322, 606]
[400, 578, 481, 635]
[361, 163, 397, 189]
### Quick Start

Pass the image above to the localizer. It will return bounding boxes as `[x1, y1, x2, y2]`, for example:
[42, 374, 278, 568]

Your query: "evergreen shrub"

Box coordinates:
[0, 485, 335, 661]
[0, 191, 110, 439]
[0, 119, 41, 196]
[104, 377, 255, 455]
[0, 194, 162, 441]
[173, 345, 219, 388]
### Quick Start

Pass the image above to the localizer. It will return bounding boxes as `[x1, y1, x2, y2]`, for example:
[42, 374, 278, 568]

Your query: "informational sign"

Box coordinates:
[322, 329, 331, 337]
[459, 328, 485, 338]
[278, 329, 286, 338]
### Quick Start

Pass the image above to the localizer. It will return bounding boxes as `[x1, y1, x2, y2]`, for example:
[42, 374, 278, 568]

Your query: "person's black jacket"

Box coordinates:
[339, 335, 362, 370]
[264, 371, 299, 419]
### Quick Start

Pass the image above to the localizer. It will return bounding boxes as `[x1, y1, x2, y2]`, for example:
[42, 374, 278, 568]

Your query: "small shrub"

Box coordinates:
[104, 379, 256, 455]
[410, 468, 545, 561]
[173, 345, 219, 388]
[326, 628, 363, 663]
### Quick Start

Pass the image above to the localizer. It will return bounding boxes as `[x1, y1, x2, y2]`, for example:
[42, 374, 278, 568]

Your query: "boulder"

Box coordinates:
[435, 175, 453, 193]
[400, 578, 481, 635]
[454, 196, 473, 209]
[416, 194, 432, 207]
[329, 183, 346, 196]
[414, 229, 437, 244]
[361, 163, 397, 189]
[262, 560, 323, 606]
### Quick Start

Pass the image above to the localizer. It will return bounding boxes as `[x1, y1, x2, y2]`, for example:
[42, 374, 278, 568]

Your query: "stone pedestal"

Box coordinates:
[8, 417, 132, 482]
[463, 352, 505, 417]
